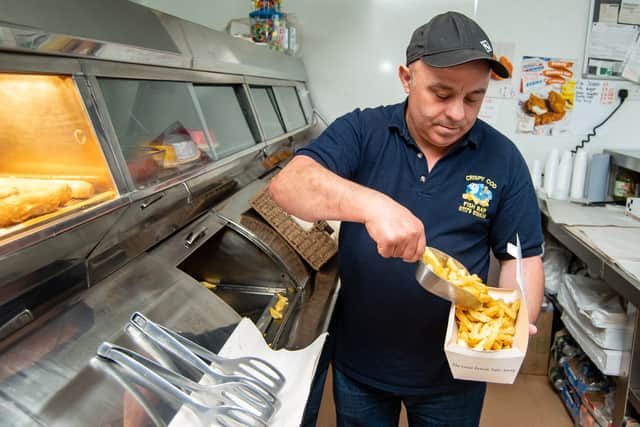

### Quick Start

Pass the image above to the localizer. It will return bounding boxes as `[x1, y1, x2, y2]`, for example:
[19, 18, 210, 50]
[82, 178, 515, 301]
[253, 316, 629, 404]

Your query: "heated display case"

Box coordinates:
[0, 73, 118, 239]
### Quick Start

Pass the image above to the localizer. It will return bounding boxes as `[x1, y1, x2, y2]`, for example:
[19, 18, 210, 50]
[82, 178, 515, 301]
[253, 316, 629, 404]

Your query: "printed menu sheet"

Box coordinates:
[517, 56, 576, 136]
[570, 80, 618, 135]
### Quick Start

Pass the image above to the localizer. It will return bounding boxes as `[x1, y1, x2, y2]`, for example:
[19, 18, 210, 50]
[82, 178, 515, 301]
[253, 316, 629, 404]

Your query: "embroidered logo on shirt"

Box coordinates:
[458, 175, 497, 219]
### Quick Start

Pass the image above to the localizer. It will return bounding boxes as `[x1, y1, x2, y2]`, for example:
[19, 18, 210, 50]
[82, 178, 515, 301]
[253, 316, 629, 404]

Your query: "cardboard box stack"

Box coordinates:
[520, 298, 554, 376]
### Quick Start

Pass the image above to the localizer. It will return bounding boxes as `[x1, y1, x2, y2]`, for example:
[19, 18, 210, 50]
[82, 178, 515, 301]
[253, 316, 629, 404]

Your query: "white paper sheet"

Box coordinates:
[545, 198, 640, 226]
[169, 318, 328, 426]
[600, 3, 620, 23]
[571, 79, 618, 136]
[570, 226, 640, 261]
[623, 31, 640, 83]
[588, 22, 639, 61]
[620, 0, 640, 25]
[617, 260, 640, 282]
[478, 96, 500, 127]
[485, 42, 516, 99]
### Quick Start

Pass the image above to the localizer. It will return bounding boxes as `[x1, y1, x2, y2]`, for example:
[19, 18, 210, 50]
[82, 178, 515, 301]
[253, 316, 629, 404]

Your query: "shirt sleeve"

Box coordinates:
[295, 109, 363, 180]
[490, 148, 544, 260]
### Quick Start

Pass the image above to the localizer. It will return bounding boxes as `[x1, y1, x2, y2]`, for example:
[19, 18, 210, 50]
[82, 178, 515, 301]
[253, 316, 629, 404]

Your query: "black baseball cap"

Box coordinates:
[406, 11, 509, 78]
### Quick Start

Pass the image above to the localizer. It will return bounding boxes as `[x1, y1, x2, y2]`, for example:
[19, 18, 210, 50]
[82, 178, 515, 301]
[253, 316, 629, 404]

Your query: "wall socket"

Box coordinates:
[625, 197, 640, 221]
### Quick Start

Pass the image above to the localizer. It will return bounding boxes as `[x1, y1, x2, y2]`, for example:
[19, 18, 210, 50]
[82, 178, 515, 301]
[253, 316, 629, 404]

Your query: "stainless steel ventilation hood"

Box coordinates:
[0, 0, 307, 80]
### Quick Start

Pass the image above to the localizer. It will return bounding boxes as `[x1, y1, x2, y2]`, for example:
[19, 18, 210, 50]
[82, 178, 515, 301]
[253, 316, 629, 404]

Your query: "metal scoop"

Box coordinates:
[415, 246, 481, 309]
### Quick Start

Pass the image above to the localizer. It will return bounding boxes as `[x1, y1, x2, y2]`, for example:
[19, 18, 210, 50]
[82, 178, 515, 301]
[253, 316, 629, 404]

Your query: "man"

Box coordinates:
[269, 11, 544, 427]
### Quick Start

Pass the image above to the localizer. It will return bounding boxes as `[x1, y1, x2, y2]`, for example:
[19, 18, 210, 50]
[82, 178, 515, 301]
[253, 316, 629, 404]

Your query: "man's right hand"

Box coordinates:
[364, 193, 426, 263]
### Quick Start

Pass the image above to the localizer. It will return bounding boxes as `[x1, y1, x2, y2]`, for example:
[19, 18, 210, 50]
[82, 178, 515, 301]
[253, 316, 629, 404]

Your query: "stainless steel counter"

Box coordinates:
[541, 202, 640, 425]
[0, 253, 241, 426]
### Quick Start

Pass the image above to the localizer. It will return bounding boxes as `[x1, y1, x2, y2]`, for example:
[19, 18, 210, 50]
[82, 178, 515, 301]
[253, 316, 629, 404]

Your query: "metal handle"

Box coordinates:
[129, 312, 212, 375]
[97, 342, 200, 408]
[140, 194, 164, 210]
[107, 338, 275, 420]
[97, 343, 269, 426]
[95, 352, 167, 427]
[0, 309, 33, 340]
[157, 322, 286, 392]
[185, 226, 207, 248]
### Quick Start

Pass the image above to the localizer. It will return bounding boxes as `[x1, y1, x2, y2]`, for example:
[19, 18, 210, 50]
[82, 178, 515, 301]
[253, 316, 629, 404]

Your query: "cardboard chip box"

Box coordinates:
[444, 287, 529, 384]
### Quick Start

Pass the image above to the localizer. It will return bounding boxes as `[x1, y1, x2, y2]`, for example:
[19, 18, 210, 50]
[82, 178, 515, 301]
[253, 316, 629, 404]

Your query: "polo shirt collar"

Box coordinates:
[388, 99, 481, 150]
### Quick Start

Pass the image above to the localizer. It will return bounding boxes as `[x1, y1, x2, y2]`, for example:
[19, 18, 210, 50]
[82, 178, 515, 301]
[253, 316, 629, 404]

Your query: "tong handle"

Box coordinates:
[129, 312, 214, 375]
[158, 322, 286, 389]
[129, 312, 279, 406]
[98, 343, 268, 426]
[104, 340, 214, 396]
[97, 342, 200, 408]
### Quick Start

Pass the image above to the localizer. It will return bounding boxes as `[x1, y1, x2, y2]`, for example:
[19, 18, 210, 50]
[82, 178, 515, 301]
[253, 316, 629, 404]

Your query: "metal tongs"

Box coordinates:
[128, 313, 282, 409]
[97, 342, 269, 427]
[149, 317, 286, 393]
[415, 246, 481, 309]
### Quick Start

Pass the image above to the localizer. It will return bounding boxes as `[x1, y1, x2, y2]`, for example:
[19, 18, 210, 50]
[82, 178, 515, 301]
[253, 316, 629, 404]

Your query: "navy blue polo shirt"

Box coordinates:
[297, 100, 543, 394]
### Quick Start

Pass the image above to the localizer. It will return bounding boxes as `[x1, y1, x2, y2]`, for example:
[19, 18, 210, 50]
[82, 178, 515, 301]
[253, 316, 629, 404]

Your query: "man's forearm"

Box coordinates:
[498, 256, 544, 323]
[269, 155, 426, 262]
[268, 155, 383, 223]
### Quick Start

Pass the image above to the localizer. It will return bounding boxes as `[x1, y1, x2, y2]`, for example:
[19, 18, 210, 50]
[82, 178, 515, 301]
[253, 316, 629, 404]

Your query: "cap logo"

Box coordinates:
[480, 40, 492, 53]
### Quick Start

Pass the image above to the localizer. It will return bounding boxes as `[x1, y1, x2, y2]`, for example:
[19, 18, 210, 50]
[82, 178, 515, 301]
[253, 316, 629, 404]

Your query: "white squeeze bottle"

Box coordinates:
[570, 150, 588, 200]
[552, 150, 573, 200]
[544, 149, 559, 198]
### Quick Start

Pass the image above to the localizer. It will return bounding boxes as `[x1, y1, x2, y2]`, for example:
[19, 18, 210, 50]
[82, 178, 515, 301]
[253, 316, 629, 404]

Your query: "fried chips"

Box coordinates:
[422, 247, 520, 351]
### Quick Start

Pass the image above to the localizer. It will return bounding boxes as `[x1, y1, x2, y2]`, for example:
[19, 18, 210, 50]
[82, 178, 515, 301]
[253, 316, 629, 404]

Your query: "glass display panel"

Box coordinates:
[193, 85, 256, 159]
[250, 87, 285, 140]
[98, 78, 214, 189]
[273, 86, 307, 131]
[0, 73, 117, 237]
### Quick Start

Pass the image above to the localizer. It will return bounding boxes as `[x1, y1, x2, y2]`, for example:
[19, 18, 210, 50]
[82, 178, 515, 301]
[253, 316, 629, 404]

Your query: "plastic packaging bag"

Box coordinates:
[542, 235, 571, 294]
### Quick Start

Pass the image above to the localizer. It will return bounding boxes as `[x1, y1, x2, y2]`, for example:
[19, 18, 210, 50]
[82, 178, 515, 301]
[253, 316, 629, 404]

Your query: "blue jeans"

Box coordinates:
[333, 367, 486, 427]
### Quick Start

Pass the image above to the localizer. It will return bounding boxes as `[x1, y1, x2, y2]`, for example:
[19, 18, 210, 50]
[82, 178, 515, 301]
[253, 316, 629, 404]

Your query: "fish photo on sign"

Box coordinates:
[517, 56, 576, 136]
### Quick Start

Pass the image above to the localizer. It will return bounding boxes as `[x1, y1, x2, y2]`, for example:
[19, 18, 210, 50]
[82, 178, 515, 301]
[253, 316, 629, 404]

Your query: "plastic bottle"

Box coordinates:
[267, 12, 286, 52]
[544, 149, 560, 198]
[284, 13, 301, 57]
[569, 150, 588, 200]
[552, 150, 572, 200]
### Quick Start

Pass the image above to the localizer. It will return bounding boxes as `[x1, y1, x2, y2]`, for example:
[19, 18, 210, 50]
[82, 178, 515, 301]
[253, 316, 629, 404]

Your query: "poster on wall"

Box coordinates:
[478, 96, 501, 127]
[486, 42, 516, 99]
[516, 56, 576, 136]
